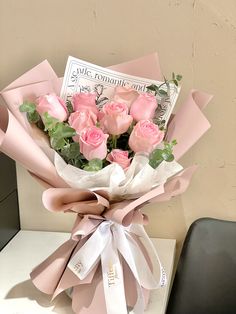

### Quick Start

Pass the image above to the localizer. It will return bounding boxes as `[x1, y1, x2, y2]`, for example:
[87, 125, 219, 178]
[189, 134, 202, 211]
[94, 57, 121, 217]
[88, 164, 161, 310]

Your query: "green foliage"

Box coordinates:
[146, 72, 183, 96]
[146, 84, 167, 97]
[60, 142, 83, 167]
[61, 142, 81, 160]
[149, 140, 177, 169]
[171, 72, 183, 87]
[50, 124, 76, 150]
[83, 159, 103, 172]
[19, 101, 40, 123]
[27, 111, 40, 123]
[42, 112, 60, 131]
[41, 112, 76, 150]
[19, 102, 36, 113]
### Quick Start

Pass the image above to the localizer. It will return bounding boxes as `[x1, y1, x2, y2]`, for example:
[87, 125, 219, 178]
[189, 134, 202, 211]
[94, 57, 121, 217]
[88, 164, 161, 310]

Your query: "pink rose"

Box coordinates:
[36, 93, 68, 121]
[106, 149, 131, 169]
[130, 93, 158, 122]
[100, 102, 133, 135]
[113, 86, 139, 109]
[68, 110, 97, 142]
[129, 120, 164, 153]
[79, 126, 108, 160]
[72, 93, 98, 115]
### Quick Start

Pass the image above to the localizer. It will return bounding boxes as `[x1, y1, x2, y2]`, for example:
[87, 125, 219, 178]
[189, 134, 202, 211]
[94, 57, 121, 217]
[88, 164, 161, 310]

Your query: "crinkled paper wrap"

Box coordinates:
[0, 53, 212, 314]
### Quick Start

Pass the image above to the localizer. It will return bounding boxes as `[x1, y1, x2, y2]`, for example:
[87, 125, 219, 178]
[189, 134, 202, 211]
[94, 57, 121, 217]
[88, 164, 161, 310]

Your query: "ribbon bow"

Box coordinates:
[31, 167, 196, 314]
[68, 220, 166, 314]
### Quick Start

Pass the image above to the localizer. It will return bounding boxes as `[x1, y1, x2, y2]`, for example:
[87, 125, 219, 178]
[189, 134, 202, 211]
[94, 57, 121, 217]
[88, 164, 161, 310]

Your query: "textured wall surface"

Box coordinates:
[0, 0, 235, 251]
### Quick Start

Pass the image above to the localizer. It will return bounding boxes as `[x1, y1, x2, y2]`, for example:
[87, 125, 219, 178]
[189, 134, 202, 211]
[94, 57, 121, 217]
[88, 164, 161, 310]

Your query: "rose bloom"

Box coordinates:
[71, 93, 98, 115]
[106, 149, 131, 169]
[36, 93, 68, 121]
[100, 102, 133, 135]
[129, 120, 164, 153]
[130, 93, 158, 122]
[79, 126, 108, 161]
[68, 110, 97, 142]
[113, 86, 139, 109]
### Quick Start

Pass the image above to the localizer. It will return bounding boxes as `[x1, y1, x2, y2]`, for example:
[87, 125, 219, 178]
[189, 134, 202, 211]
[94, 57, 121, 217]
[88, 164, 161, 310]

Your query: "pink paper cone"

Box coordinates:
[166, 90, 213, 160]
[30, 238, 77, 294]
[0, 105, 66, 187]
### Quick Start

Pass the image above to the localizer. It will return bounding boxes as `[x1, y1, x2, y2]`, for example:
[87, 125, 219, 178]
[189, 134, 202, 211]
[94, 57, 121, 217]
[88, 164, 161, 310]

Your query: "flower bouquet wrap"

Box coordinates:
[0, 53, 212, 314]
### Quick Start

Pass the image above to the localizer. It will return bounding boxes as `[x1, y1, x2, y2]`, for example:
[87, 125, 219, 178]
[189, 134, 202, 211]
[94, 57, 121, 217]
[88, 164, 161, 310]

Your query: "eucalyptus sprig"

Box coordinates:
[41, 113, 76, 150]
[146, 72, 182, 97]
[83, 158, 103, 172]
[19, 101, 40, 123]
[149, 139, 177, 169]
[60, 142, 83, 168]
[171, 72, 183, 87]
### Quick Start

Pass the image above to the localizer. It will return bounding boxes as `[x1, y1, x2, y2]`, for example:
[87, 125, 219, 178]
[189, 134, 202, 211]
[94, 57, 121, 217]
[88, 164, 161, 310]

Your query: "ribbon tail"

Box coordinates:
[114, 225, 159, 289]
[68, 221, 110, 280]
[101, 234, 128, 314]
[132, 283, 145, 314]
[130, 224, 167, 287]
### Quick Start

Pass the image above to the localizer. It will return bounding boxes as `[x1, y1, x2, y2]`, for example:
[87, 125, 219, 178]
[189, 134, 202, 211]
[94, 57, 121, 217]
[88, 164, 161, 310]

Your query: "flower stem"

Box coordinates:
[112, 135, 117, 149]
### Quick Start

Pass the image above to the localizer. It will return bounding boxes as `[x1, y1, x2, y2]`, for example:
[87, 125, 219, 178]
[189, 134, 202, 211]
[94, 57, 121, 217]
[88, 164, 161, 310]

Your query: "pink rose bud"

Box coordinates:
[79, 126, 108, 161]
[106, 149, 131, 169]
[113, 86, 139, 109]
[36, 93, 68, 121]
[100, 102, 133, 135]
[68, 110, 97, 142]
[129, 120, 164, 153]
[72, 93, 98, 115]
[130, 93, 158, 122]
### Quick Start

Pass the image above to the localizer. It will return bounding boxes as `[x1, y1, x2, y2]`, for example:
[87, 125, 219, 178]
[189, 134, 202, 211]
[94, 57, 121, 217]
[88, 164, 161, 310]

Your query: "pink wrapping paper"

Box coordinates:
[166, 90, 213, 160]
[0, 53, 212, 314]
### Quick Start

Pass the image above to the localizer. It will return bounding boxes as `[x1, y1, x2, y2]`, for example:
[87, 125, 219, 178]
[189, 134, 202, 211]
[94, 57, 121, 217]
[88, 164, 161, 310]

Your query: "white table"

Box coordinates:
[0, 231, 175, 313]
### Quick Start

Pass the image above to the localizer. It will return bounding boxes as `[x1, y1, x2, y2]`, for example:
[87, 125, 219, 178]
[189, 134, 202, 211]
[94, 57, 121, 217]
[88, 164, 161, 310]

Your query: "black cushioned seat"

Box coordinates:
[166, 218, 236, 314]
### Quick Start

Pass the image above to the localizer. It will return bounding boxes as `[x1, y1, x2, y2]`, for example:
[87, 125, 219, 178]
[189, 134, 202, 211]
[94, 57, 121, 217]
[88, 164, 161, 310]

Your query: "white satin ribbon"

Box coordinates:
[68, 221, 166, 314]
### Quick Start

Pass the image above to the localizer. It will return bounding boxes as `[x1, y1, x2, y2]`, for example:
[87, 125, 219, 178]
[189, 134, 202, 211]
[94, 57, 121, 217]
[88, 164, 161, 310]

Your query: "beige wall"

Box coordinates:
[1, 1, 236, 251]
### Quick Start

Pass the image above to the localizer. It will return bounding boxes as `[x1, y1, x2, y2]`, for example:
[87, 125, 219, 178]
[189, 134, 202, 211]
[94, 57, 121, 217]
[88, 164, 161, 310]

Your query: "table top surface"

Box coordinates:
[0, 230, 176, 314]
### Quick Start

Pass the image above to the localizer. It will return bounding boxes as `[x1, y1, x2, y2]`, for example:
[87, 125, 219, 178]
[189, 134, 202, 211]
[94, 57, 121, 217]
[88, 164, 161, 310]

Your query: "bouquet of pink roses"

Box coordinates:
[0, 53, 212, 314]
[19, 78, 180, 197]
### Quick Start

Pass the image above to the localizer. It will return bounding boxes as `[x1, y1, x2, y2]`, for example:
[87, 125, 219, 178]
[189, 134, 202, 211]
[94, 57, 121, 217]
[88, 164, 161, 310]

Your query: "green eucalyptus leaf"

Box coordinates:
[149, 159, 163, 169]
[50, 137, 65, 150]
[149, 139, 177, 169]
[52, 122, 76, 139]
[171, 139, 177, 146]
[26, 111, 40, 123]
[61, 142, 81, 160]
[173, 79, 178, 87]
[89, 158, 103, 170]
[73, 158, 83, 168]
[46, 118, 76, 150]
[42, 112, 59, 131]
[165, 153, 174, 162]
[84, 159, 103, 172]
[149, 149, 164, 169]
[83, 165, 93, 171]
[60, 142, 83, 168]
[158, 89, 168, 96]
[67, 142, 81, 159]
[172, 72, 175, 80]
[146, 84, 159, 92]
[19, 102, 36, 113]
[176, 74, 183, 81]
[161, 149, 174, 162]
